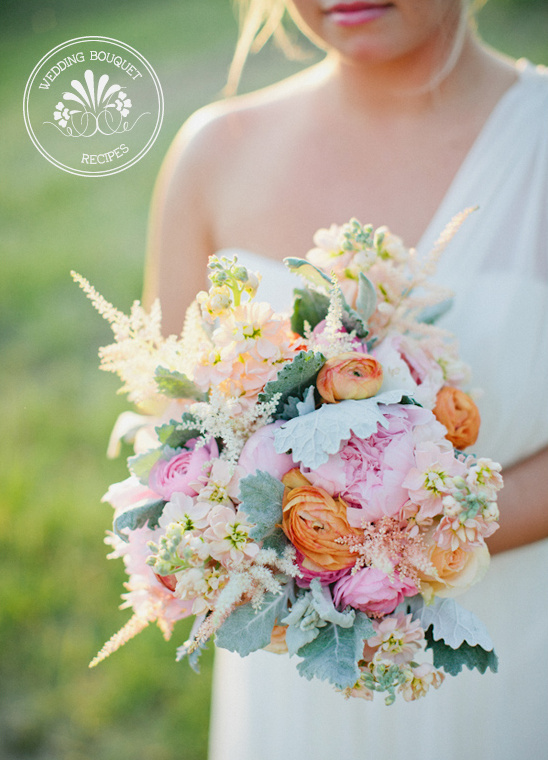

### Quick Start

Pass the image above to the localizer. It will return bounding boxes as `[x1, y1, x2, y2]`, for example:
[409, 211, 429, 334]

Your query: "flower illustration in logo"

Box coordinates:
[45, 69, 146, 137]
[114, 92, 132, 117]
[53, 101, 77, 128]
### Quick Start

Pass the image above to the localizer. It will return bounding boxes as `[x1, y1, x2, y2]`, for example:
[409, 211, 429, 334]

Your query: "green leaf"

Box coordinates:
[156, 414, 201, 448]
[258, 351, 325, 415]
[417, 298, 453, 325]
[238, 471, 285, 541]
[290, 288, 330, 336]
[280, 386, 316, 422]
[215, 592, 289, 656]
[113, 499, 166, 542]
[355, 272, 377, 323]
[284, 257, 333, 290]
[128, 447, 165, 484]
[425, 628, 498, 676]
[296, 613, 375, 689]
[154, 367, 206, 401]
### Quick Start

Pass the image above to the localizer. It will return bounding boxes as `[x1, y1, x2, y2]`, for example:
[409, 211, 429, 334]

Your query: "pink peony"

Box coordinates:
[149, 438, 218, 500]
[333, 566, 418, 616]
[238, 421, 295, 481]
[304, 405, 434, 525]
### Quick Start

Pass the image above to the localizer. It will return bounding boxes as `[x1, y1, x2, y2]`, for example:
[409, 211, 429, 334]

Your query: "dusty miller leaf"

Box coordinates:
[409, 596, 495, 650]
[309, 579, 356, 628]
[154, 367, 206, 401]
[355, 272, 377, 323]
[417, 298, 454, 325]
[261, 529, 291, 556]
[258, 351, 325, 415]
[284, 257, 333, 290]
[296, 613, 375, 688]
[215, 592, 289, 657]
[274, 391, 409, 468]
[238, 471, 285, 541]
[113, 499, 165, 541]
[279, 386, 317, 422]
[425, 629, 498, 676]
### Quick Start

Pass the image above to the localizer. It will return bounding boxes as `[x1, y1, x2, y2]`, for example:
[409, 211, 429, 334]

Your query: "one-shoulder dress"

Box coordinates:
[209, 61, 548, 760]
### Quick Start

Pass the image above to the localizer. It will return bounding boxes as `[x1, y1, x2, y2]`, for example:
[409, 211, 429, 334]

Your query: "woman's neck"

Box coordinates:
[318, 30, 507, 119]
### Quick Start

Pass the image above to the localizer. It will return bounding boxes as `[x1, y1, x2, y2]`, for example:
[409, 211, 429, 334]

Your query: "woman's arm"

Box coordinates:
[143, 107, 227, 336]
[488, 444, 548, 555]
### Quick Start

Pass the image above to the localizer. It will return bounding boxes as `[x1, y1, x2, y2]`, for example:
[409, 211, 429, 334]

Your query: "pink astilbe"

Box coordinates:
[339, 516, 433, 589]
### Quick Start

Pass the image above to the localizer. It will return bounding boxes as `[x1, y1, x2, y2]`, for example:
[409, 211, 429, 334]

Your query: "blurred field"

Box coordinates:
[1, 2, 546, 759]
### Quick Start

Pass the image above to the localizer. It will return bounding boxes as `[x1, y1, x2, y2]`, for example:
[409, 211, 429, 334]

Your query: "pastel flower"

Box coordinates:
[433, 386, 480, 449]
[399, 663, 444, 702]
[419, 528, 490, 601]
[333, 566, 418, 617]
[374, 333, 444, 409]
[293, 551, 351, 588]
[281, 469, 363, 573]
[316, 352, 383, 404]
[238, 421, 295, 482]
[102, 475, 158, 517]
[263, 625, 289, 654]
[433, 514, 498, 551]
[106, 527, 192, 635]
[159, 492, 210, 532]
[403, 442, 467, 518]
[203, 505, 259, 567]
[148, 438, 218, 500]
[214, 302, 292, 362]
[304, 406, 428, 525]
[465, 457, 503, 500]
[364, 612, 425, 665]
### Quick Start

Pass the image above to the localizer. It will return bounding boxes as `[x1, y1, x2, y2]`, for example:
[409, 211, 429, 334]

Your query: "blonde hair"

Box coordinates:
[226, 0, 302, 95]
[227, 0, 489, 95]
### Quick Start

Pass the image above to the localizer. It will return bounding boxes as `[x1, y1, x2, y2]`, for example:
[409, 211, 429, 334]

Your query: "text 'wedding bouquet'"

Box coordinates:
[74, 210, 502, 705]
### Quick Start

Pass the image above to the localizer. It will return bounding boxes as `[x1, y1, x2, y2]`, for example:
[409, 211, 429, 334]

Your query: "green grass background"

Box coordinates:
[1, 2, 546, 758]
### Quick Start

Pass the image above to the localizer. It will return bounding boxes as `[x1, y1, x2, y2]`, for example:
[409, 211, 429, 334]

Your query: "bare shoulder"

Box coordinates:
[162, 63, 326, 186]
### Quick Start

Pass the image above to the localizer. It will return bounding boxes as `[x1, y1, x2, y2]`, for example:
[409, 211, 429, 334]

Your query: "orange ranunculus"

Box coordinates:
[281, 469, 363, 572]
[264, 625, 289, 654]
[316, 352, 383, 404]
[433, 386, 480, 449]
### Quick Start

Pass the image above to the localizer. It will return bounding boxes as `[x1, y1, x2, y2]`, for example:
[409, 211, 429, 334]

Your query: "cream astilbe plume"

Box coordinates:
[72, 272, 195, 406]
[89, 613, 151, 668]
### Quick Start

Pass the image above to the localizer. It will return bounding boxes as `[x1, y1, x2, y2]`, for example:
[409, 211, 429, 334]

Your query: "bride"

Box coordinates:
[144, 1, 548, 757]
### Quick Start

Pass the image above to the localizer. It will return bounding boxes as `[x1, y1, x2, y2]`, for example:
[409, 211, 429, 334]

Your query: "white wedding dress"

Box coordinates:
[209, 60, 548, 760]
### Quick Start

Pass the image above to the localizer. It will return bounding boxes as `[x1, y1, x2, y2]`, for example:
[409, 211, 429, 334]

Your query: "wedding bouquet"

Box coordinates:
[74, 211, 502, 704]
